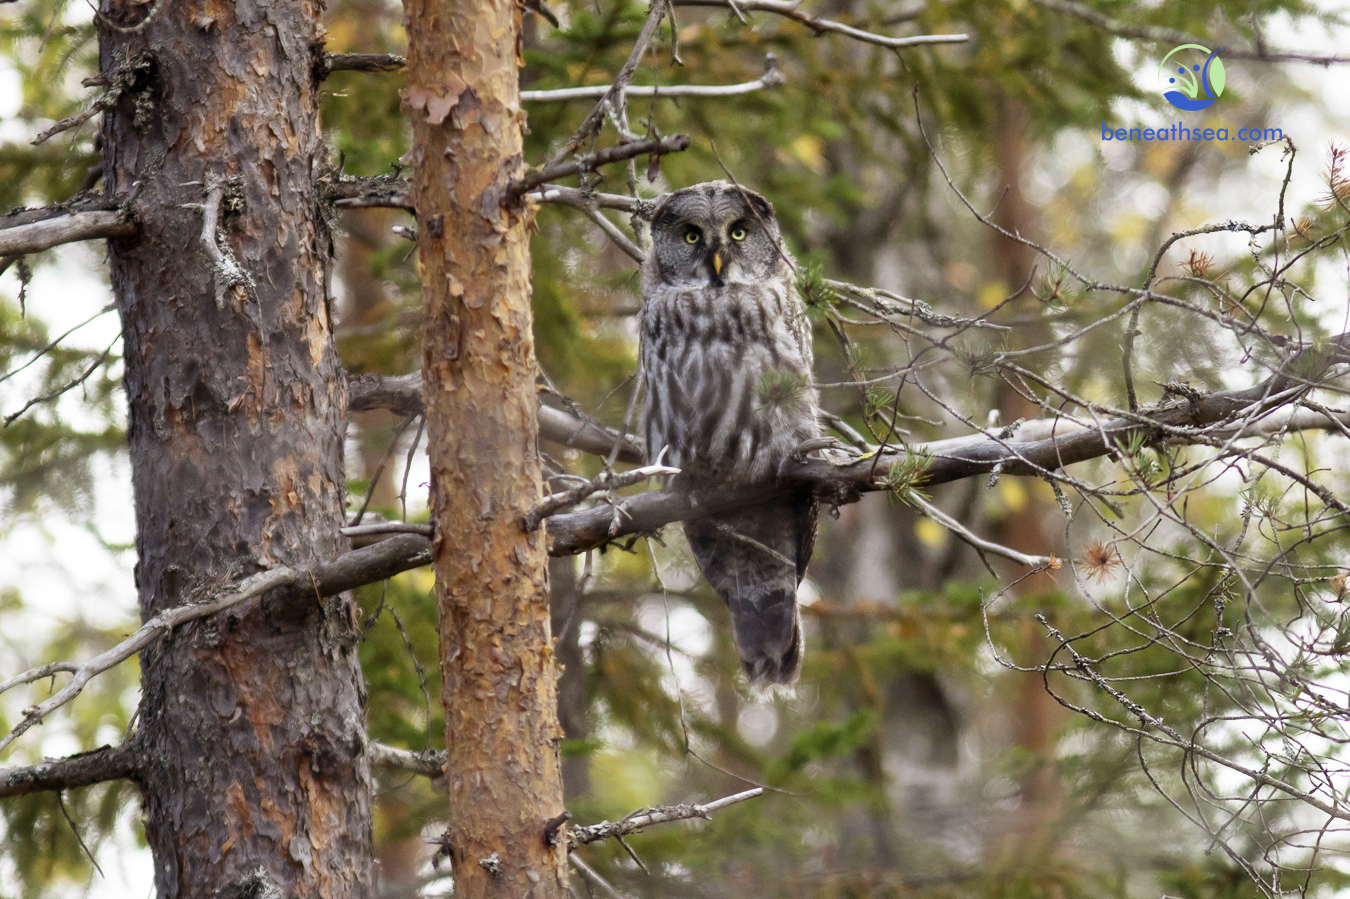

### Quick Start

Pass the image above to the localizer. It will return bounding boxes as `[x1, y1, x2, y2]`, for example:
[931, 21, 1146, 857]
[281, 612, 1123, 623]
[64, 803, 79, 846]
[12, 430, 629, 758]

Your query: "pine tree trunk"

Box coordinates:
[402, 0, 569, 897]
[100, 2, 374, 895]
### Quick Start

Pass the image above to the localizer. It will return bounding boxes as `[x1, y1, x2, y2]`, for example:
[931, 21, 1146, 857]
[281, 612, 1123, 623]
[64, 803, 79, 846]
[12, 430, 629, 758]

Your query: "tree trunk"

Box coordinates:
[402, 1, 569, 898]
[100, 2, 374, 896]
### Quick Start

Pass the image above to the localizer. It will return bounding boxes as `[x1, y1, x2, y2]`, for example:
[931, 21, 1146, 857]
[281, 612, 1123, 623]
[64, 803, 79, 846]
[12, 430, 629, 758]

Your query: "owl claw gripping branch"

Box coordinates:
[639, 181, 821, 684]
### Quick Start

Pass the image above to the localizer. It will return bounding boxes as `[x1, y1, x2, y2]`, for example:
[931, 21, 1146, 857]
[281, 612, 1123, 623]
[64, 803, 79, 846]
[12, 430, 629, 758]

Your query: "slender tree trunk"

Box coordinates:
[402, 1, 569, 897]
[100, 2, 374, 895]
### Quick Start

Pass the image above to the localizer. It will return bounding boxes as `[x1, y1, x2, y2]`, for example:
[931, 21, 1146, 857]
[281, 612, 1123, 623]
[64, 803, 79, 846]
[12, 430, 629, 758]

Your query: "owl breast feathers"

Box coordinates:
[639, 181, 820, 684]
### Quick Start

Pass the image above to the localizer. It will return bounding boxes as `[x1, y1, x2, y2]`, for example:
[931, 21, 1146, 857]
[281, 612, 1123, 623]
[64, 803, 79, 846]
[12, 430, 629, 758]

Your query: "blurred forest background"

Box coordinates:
[3, 0, 1350, 897]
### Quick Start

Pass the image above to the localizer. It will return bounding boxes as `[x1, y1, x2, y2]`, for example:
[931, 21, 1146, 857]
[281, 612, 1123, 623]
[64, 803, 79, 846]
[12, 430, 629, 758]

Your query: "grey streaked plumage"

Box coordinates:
[640, 181, 820, 684]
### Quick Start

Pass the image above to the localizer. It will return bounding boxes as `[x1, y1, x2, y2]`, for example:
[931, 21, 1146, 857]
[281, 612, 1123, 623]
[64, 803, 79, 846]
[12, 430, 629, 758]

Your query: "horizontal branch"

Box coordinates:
[0, 210, 136, 257]
[327, 175, 416, 211]
[675, 0, 968, 51]
[505, 135, 691, 201]
[369, 742, 444, 779]
[0, 534, 431, 754]
[319, 52, 407, 77]
[545, 334, 1350, 555]
[0, 744, 138, 798]
[521, 66, 784, 103]
[526, 186, 648, 215]
[346, 371, 646, 464]
[570, 788, 764, 845]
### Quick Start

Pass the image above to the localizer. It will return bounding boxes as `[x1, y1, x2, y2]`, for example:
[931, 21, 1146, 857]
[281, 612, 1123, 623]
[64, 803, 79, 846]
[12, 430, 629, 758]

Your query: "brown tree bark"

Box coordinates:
[402, 1, 569, 898]
[100, 1, 373, 896]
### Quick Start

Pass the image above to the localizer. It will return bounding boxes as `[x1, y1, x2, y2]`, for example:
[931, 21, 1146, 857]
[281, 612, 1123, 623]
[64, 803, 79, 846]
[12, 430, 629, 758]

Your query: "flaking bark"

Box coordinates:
[402, 0, 570, 897]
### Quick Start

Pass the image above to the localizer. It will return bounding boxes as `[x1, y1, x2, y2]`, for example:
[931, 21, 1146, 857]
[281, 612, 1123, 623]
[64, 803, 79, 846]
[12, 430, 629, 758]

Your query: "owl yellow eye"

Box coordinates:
[684, 228, 701, 244]
[729, 225, 748, 241]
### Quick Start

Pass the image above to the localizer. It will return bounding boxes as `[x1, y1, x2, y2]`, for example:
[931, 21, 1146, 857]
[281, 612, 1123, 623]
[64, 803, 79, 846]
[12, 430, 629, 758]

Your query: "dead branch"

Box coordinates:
[569, 788, 764, 845]
[12, 337, 1340, 739]
[0, 211, 135, 257]
[546, 333, 1350, 554]
[318, 52, 407, 77]
[570, 855, 633, 899]
[0, 533, 431, 753]
[198, 182, 253, 308]
[0, 661, 80, 695]
[0, 744, 138, 798]
[525, 463, 680, 530]
[369, 742, 444, 779]
[346, 371, 647, 464]
[551, 0, 673, 164]
[522, 56, 784, 102]
[675, 0, 969, 51]
[506, 135, 692, 201]
[527, 186, 649, 215]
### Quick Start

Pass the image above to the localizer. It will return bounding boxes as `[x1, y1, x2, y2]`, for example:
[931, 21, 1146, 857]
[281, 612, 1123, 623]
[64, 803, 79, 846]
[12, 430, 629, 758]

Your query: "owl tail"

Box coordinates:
[684, 493, 817, 684]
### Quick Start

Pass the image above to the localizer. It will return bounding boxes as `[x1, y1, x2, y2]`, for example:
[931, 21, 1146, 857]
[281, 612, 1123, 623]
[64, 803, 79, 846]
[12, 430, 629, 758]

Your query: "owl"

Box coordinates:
[639, 181, 820, 684]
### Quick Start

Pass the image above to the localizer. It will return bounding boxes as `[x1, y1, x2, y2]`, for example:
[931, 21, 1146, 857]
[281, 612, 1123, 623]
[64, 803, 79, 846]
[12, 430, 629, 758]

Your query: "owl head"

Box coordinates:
[646, 181, 787, 288]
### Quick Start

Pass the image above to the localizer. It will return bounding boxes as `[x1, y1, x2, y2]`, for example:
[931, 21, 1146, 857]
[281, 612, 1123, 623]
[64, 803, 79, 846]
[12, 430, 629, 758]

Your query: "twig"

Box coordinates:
[0, 303, 116, 387]
[0, 211, 136, 257]
[4, 337, 118, 426]
[570, 788, 765, 845]
[550, 0, 672, 165]
[909, 493, 1054, 568]
[198, 181, 253, 308]
[506, 136, 692, 201]
[570, 855, 633, 899]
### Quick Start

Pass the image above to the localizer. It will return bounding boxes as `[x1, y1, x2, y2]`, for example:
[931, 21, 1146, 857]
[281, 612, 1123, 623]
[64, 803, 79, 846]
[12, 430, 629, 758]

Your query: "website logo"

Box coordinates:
[1159, 44, 1226, 111]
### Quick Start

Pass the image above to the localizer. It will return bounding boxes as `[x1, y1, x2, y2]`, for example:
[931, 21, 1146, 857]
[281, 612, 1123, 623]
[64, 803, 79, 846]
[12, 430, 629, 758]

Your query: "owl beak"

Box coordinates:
[712, 251, 724, 276]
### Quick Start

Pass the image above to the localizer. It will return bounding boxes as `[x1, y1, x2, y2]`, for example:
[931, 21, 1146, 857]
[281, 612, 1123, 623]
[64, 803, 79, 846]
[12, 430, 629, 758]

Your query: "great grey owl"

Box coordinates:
[640, 181, 820, 684]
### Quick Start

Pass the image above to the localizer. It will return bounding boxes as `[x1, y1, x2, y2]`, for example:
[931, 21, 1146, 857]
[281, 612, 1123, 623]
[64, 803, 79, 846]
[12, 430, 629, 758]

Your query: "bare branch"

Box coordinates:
[0, 534, 432, 754]
[570, 788, 764, 845]
[0, 744, 138, 799]
[506, 136, 692, 202]
[675, 0, 969, 51]
[570, 854, 633, 899]
[0, 211, 135, 257]
[346, 372, 647, 464]
[319, 52, 407, 77]
[521, 58, 784, 102]
[526, 463, 679, 530]
[550, 0, 673, 165]
[0, 661, 80, 696]
[327, 174, 415, 211]
[369, 742, 444, 779]
[527, 186, 649, 215]
[198, 182, 254, 308]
